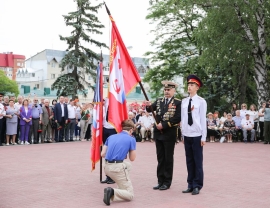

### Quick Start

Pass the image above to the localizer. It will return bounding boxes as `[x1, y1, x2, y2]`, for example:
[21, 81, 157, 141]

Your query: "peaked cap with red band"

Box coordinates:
[187, 74, 203, 88]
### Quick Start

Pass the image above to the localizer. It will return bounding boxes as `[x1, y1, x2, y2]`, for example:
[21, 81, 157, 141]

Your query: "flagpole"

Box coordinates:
[103, 1, 159, 125]
[100, 51, 103, 182]
[100, 146, 102, 182]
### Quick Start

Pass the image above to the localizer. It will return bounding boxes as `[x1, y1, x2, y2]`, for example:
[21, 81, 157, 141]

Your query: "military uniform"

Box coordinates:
[146, 81, 181, 190]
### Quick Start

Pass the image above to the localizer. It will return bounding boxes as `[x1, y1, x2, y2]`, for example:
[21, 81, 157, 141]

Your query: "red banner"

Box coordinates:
[108, 15, 141, 132]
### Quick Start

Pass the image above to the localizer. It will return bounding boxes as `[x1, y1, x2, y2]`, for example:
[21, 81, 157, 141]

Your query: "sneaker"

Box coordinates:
[6, 143, 9, 146]
[13, 142, 17, 145]
[141, 139, 145, 143]
[25, 141, 30, 145]
[20, 141, 24, 145]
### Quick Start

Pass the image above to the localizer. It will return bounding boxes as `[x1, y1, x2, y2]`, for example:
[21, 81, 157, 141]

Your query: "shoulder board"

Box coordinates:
[174, 98, 181, 101]
[157, 97, 163, 101]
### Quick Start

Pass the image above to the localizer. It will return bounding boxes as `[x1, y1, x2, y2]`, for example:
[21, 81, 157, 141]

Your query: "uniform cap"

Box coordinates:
[161, 80, 178, 89]
[187, 74, 203, 87]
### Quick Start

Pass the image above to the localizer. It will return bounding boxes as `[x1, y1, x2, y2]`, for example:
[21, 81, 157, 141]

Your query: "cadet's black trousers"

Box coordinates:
[155, 139, 175, 187]
[184, 136, 204, 190]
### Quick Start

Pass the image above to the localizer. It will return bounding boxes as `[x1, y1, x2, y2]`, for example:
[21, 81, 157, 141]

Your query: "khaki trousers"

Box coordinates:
[140, 127, 154, 139]
[41, 123, 51, 141]
[80, 120, 88, 140]
[104, 161, 134, 202]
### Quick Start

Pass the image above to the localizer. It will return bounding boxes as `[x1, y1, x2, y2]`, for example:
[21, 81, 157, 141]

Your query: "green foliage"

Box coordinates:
[0, 70, 19, 96]
[145, 0, 270, 111]
[52, 0, 107, 98]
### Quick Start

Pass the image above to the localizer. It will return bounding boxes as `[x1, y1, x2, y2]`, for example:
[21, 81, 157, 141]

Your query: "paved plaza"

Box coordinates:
[0, 141, 270, 208]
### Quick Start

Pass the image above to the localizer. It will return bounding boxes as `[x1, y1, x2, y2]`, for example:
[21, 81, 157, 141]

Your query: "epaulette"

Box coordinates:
[174, 98, 181, 101]
[157, 97, 163, 101]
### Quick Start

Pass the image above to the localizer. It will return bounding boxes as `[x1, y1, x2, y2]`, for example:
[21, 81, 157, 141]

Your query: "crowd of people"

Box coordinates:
[1, 92, 269, 147]
[0, 94, 94, 146]
[206, 102, 270, 144]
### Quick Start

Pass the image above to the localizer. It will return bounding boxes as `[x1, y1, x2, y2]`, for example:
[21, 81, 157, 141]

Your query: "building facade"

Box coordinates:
[17, 49, 151, 102]
[0, 52, 25, 80]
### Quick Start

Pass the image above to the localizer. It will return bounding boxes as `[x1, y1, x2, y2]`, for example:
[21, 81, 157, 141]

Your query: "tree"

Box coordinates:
[0, 70, 19, 96]
[52, 0, 107, 98]
[144, 0, 204, 98]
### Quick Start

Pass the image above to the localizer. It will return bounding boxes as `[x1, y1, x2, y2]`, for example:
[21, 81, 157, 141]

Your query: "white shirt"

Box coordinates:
[103, 105, 114, 129]
[181, 94, 207, 141]
[258, 108, 264, 122]
[240, 109, 248, 119]
[241, 118, 254, 129]
[14, 102, 22, 110]
[60, 102, 65, 117]
[248, 110, 258, 122]
[139, 115, 154, 128]
[67, 104, 76, 119]
[0, 103, 6, 119]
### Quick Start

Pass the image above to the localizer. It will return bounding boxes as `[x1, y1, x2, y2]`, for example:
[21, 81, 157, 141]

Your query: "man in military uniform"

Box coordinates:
[145, 81, 181, 191]
[181, 74, 207, 195]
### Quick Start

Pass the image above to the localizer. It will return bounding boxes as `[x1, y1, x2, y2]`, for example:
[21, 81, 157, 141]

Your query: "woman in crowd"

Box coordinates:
[75, 102, 82, 140]
[207, 112, 217, 143]
[219, 111, 227, 133]
[213, 111, 220, 125]
[231, 103, 238, 117]
[258, 102, 266, 141]
[5, 100, 20, 145]
[249, 104, 259, 131]
[20, 99, 32, 145]
[85, 103, 93, 141]
[50, 99, 57, 142]
[240, 103, 248, 119]
[223, 113, 236, 143]
[80, 103, 90, 141]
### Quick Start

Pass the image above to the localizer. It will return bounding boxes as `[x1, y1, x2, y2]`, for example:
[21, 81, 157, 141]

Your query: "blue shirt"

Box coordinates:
[105, 131, 136, 161]
[233, 116, 242, 129]
[264, 108, 270, 121]
[31, 104, 43, 118]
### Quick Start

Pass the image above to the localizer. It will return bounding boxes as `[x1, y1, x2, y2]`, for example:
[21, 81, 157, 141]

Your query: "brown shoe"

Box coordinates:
[141, 139, 145, 143]
[150, 139, 154, 143]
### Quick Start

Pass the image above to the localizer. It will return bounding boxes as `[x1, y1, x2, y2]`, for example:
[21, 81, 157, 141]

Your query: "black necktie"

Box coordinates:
[188, 98, 193, 126]
[106, 106, 109, 122]
[165, 98, 168, 105]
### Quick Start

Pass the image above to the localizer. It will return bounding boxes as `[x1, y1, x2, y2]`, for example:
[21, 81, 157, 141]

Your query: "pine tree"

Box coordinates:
[52, 0, 107, 98]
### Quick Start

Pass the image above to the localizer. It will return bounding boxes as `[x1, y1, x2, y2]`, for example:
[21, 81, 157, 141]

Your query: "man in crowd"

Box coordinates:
[145, 80, 181, 191]
[41, 99, 53, 143]
[233, 110, 243, 142]
[64, 97, 69, 105]
[139, 111, 154, 143]
[101, 119, 136, 206]
[54, 96, 68, 142]
[241, 113, 255, 143]
[2, 95, 9, 143]
[15, 95, 23, 143]
[262, 100, 270, 144]
[0, 92, 6, 146]
[101, 98, 117, 184]
[66, 99, 78, 142]
[181, 74, 206, 195]
[29, 97, 43, 144]
[39, 98, 45, 107]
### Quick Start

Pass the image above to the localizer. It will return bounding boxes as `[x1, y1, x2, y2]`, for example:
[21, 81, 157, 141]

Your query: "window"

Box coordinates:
[35, 84, 39, 89]
[88, 76, 91, 80]
[32, 73, 35, 77]
[51, 74, 55, 79]
[51, 62, 55, 68]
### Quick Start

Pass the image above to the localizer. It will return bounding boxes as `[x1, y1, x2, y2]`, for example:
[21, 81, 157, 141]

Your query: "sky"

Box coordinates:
[0, 0, 155, 59]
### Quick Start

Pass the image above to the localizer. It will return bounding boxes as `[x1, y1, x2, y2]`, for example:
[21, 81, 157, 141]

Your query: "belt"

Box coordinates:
[32, 118, 40, 120]
[105, 160, 123, 163]
[69, 118, 76, 120]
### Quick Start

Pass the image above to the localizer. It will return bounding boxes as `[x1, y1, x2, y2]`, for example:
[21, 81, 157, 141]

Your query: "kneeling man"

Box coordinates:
[101, 119, 136, 206]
